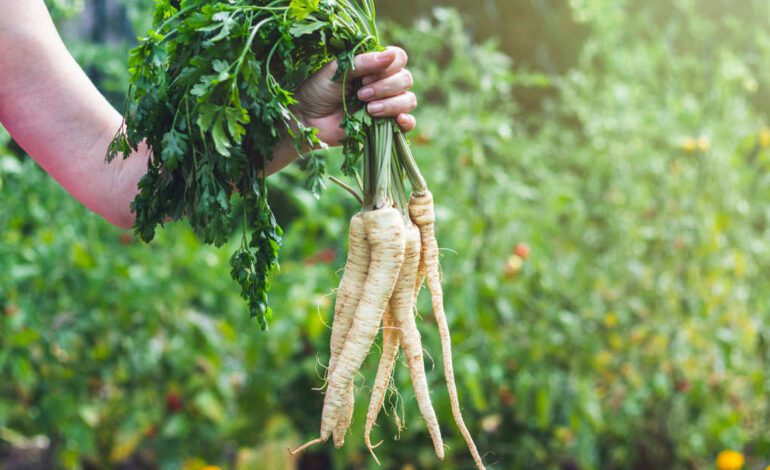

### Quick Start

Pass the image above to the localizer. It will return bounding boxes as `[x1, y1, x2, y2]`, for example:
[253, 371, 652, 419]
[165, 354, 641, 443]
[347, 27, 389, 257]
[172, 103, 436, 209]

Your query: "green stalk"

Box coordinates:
[362, 119, 392, 210]
[390, 148, 409, 217]
[362, 131, 373, 208]
[373, 119, 393, 209]
[394, 129, 427, 194]
[330, 176, 364, 205]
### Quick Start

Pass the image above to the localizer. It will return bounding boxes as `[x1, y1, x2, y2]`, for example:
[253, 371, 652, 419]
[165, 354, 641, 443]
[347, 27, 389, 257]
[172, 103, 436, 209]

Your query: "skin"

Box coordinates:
[364, 306, 400, 464]
[327, 213, 371, 448]
[389, 225, 444, 460]
[291, 208, 406, 456]
[0, 0, 417, 229]
[320, 208, 405, 442]
[409, 192, 485, 470]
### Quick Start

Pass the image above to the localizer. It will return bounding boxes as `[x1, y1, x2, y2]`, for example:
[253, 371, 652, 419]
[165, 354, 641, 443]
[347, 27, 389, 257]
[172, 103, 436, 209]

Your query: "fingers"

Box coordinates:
[357, 69, 413, 102]
[367, 92, 417, 118]
[349, 46, 408, 80]
[344, 46, 417, 132]
[397, 114, 417, 132]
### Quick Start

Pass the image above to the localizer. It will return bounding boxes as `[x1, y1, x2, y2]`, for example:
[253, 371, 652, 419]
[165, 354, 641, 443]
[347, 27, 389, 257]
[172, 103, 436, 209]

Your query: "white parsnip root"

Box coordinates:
[328, 213, 371, 448]
[322, 208, 405, 442]
[292, 120, 488, 467]
[390, 225, 444, 460]
[364, 307, 400, 464]
[410, 191, 486, 470]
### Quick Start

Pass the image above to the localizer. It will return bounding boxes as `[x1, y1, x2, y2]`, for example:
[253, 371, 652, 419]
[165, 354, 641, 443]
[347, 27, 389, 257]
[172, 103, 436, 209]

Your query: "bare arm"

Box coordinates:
[0, 0, 146, 228]
[0, 0, 416, 230]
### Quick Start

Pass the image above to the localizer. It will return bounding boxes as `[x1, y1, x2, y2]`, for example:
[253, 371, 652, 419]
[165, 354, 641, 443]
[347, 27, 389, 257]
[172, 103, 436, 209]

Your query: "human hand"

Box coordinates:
[294, 46, 417, 146]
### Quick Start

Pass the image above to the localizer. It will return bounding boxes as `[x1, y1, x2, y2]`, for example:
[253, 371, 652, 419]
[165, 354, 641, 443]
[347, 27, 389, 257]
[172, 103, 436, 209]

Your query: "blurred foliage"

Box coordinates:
[3, 1, 770, 469]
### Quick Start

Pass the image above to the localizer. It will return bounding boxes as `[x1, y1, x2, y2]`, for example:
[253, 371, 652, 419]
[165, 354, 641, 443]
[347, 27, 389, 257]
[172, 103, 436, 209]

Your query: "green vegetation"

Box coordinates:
[2, 1, 770, 468]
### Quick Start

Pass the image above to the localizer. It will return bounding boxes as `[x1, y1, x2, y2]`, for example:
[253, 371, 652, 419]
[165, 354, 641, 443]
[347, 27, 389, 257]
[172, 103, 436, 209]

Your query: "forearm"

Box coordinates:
[0, 0, 148, 229]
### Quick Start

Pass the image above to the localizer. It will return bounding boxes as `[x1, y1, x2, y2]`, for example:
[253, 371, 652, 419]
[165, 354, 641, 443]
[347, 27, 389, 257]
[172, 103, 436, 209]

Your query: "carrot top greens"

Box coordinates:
[109, 0, 397, 328]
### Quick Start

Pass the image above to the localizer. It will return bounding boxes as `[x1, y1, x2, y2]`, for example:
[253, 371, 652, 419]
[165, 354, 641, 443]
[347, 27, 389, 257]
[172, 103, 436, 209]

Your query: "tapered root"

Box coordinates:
[410, 191, 486, 470]
[392, 226, 445, 460]
[288, 437, 324, 456]
[365, 434, 384, 466]
[329, 214, 371, 448]
[364, 308, 401, 459]
[320, 208, 406, 442]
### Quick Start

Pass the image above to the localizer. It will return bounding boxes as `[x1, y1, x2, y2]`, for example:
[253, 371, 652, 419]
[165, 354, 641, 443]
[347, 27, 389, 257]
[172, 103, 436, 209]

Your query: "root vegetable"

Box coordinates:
[321, 208, 405, 441]
[364, 307, 400, 463]
[409, 191, 485, 470]
[292, 207, 406, 455]
[328, 213, 371, 448]
[390, 225, 444, 460]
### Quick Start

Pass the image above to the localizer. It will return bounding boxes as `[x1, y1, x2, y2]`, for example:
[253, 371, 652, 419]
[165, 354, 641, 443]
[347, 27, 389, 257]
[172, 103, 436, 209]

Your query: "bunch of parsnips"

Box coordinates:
[110, 1, 485, 467]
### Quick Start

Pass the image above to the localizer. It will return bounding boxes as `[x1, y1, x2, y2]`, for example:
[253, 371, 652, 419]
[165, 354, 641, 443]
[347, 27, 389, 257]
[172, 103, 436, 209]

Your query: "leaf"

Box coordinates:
[197, 104, 218, 132]
[211, 116, 232, 157]
[290, 20, 327, 38]
[208, 12, 237, 42]
[110, 429, 144, 463]
[298, 151, 327, 198]
[289, 0, 320, 21]
[194, 391, 225, 423]
[224, 106, 250, 143]
[161, 129, 188, 170]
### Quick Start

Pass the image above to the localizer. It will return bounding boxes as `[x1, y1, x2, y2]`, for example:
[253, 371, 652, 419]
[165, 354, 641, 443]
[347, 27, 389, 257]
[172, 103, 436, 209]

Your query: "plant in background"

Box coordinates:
[4, 1, 770, 468]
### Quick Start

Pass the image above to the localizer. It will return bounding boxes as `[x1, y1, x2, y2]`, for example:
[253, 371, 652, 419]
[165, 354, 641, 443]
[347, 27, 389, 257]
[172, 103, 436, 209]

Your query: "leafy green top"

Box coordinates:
[108, 0, 411, 328]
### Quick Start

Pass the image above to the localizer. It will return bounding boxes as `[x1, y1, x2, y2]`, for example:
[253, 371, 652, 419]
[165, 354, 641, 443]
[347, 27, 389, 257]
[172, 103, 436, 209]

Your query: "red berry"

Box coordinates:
[119, 232, 134, 245]
[317, 248, 336, 264]
[675, 380, 691, 393]
[166, 392, 183, 413]
[515, 243, 531, 260]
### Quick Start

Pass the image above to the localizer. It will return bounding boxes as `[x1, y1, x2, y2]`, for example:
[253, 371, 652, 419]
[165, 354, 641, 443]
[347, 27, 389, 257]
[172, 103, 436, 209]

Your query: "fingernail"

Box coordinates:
[358, 87, 375, 100]
[377, 50, 396, 62]
[368, 102, 385, 114]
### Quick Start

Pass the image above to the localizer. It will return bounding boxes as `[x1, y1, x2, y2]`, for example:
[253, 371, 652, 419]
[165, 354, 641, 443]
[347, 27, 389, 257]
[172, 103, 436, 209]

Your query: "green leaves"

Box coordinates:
[112, 0, 379, 326]
[289, 19, 327, 38]
[289, 0, 320, 21]
[298, 151, 327, 198]
[160, 129, 188, 170]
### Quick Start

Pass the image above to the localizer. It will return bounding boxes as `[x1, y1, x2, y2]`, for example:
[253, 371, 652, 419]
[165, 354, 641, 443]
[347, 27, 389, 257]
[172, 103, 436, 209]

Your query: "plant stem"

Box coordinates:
[394, 129, 427, 194]
[330, 176, 364, 205]
[362, 118, 393, 210]
[390, 149, 409, 218]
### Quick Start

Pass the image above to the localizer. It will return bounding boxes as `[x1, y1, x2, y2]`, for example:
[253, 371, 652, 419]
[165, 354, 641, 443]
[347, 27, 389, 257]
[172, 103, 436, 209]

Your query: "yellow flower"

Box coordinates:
[680, 137, 698, 154]
[503, 255, 524, 279]
[201, 467, 222, 470]
[760, 128, 770, 149]
[716, 450, 745, 470]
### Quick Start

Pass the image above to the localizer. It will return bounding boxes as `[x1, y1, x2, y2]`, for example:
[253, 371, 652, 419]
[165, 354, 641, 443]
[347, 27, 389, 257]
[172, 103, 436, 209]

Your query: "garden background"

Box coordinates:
[2, 0, 770, 468]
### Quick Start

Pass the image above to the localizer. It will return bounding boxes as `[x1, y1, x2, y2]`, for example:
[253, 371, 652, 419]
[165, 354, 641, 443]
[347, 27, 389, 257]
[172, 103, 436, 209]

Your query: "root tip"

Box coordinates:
[288, 437, 323, 456]
[365, 433, 384, 466]
[366, 444, 382, 466]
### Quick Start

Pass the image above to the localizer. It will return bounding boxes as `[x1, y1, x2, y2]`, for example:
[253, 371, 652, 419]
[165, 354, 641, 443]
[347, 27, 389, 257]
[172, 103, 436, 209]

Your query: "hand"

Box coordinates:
[294, 46, 417, 146]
